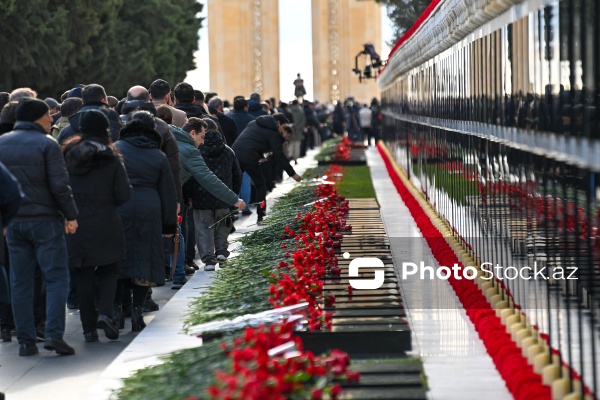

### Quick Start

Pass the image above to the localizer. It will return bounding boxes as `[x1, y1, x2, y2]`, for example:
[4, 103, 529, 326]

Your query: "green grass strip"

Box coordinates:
[336, 165, 376, 199]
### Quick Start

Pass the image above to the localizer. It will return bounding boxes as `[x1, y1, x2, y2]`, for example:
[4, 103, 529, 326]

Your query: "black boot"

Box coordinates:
[131, 306, 146, 332]
[122, 301, 132, 318]
[143, 290, 159, 312]
[113, 304, 124, 330]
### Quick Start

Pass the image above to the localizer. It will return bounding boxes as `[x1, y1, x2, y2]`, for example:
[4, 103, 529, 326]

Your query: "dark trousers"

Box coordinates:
[239, 160, 267, 217]
[261, 159, 276, 192]
[7, 220, 68, 344]
[365, 127, 379, 146]
[115, 279, 148, 308]
[33, 266, 46, 329]
[73, 263, 118, 333]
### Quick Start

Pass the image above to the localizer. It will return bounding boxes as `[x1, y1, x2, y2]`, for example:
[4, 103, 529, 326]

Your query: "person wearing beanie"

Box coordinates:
[0, 94, 79, 357]
[15, 97, 52, 132]
[79, 109, 110, 141]
[62, 108, 131, 343]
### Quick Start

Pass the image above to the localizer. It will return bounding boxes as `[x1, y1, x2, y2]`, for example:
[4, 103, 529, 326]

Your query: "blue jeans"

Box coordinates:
[170, 224, 185, 282]
[6, 220, 69, 344]
[240, 172, 251, 206]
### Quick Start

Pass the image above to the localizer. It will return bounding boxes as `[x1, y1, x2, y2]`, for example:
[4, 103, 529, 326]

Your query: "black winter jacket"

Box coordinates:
[119, 113, 182, 204]
[115, 125, 177, 285]
[228, 110, 255, 134]
[174, 102, 208, 118]
[0, 121, 78, 222]
[184, 130, 242, 210]
[63, 139, 131, 268]
[232, 116, 296, 177]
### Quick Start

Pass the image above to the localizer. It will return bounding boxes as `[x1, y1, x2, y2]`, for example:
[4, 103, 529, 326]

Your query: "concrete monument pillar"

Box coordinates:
[207, 0, 280, 102]
[311, 0, 382, 105]
[207, 0, 380, 105]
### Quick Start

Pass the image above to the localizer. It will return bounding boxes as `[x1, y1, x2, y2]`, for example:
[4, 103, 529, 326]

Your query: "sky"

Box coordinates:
[185, 0, 394, 101]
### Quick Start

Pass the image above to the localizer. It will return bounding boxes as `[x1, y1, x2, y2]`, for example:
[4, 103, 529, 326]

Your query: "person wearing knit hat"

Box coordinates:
[0, 91, 79, 357]
[15, 98, 52, 134]
[79, 109, 110, 143]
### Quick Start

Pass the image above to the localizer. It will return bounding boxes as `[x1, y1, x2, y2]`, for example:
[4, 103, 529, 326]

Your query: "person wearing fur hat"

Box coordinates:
[62, 110, 131, 342]
[114, 111, 178, 332]
[0, 97, 79, 356]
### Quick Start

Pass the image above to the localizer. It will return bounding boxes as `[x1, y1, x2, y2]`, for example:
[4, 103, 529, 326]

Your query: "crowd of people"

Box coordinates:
[0, 80, 381, 358]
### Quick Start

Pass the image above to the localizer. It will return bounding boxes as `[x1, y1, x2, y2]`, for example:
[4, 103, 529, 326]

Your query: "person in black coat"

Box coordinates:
[63, 110, 132, 342]
[114, 111, 177, 332]
[231, 114, 301, 223]
[0, 98, 79, 356]
[184, 119, 241, 270]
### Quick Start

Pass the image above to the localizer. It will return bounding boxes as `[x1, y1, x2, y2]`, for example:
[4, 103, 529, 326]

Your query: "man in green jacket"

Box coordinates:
[173, 118, 245, 209]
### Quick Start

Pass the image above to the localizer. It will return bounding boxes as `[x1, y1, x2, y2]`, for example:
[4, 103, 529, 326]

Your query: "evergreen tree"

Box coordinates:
[0, 0, 71, 94]
[54, 0, 124, 93]
[102, 0, 203, 97]
[375, 0, 430, 42]
[0, 0, 203, 98]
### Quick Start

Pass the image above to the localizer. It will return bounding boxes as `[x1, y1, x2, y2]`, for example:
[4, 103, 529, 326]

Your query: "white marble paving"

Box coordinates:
[367, 146, 514, 400]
